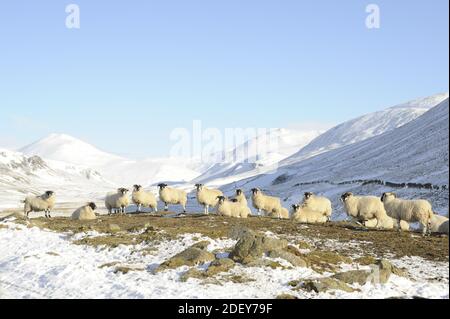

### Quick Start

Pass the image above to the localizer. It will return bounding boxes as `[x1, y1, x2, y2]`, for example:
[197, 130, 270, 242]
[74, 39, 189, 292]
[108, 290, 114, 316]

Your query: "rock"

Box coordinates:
[267, 250, 308, 268]
[180, 268, 206, 282]
[303, 250, 352, 273]
[206, 258, 235, 276]
[108, 224, 121, 233]
[156, 246, 215, 272]
[333, 270, 374, 285]
[229, 227, 288, 264]
[303, 278, 356, 293]
[191, 241, 211, 250]
[333, 259, 398, 285]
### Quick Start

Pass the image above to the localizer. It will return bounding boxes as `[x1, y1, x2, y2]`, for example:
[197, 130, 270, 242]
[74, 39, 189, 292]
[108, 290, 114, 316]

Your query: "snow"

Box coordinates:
[218, 99, 449, 219]
[0, 218, 447, 299]
[283, 93, 448, 166]
[18, 134, 205, 187]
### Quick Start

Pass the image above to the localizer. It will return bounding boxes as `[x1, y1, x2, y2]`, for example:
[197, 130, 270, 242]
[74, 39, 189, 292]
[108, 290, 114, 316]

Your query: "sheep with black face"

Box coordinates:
[132, 184, 158, 213]
[195, 184, 223, 215]
[23, 191, 56, 218]
[105, 188, 130, 215]
[158, 183, 187, 213]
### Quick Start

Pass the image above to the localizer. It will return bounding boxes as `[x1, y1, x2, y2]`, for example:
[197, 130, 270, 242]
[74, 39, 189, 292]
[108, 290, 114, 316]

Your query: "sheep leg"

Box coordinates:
[47, 210, 52, 218]
[205, 205, 209, 215]
[136, 204, 141, 213]
[164, 203, 168, 212]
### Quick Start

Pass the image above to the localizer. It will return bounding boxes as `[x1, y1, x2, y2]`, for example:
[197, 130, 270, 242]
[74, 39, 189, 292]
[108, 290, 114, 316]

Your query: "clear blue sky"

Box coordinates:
[0, 0, 448, 158]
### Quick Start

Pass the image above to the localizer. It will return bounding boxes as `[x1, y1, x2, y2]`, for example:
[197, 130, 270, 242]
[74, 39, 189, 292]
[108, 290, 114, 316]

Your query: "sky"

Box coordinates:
[0, 0, 448, 158]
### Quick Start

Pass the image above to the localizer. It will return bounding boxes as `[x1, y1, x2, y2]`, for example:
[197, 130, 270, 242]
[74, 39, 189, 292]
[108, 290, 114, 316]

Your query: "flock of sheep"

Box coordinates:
[22, 183, 449, 236]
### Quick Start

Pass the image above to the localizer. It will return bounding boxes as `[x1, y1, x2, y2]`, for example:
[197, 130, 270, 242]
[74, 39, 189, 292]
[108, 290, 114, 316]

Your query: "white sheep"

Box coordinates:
[72, 203, 97, 221]
[195, 184, 223, 215]
[269, 206, 290, 219]
[364, 217, 410, 231]
[291, 204, 328, 224]
[216, 196, 250, 218]
[302, 192, 333, 221]
[23, 191, 56, 218]
[231, 189, 248, 206]
[158, 183, 188, 213]
[132, 185, 158, 213]
[251, 188, 282, 216]
[341, 192, 389, 228]
[105, 188, 130, 215]
[381, 192, 434, 236]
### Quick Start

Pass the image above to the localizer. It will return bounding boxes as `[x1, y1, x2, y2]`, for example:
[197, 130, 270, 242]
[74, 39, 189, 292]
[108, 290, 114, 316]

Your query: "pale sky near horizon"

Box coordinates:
[0, 0, 448, 158]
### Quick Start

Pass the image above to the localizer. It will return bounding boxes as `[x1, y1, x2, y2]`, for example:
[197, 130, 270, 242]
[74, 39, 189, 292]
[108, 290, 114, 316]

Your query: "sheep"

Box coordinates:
[269, 206, 290, 219]
[291, 204, 328, 224]
[230, 189, 248, 206]
[72, 202, 97, 221]
[340, 192, 389, 229]
[364, 217, 410, 231]
[132, 185, 158, 213]
[302, 192, 333, 221]
[195, 184, 223, 215]
[381, 192, 434, 236]
[23, 191, 56, 218]
[424, 214, 448, 235]
[216, 196, 250, 218]
[251, 188, 282, 216]
[105, 188, 130, 215]
[158, 183, 188, 213]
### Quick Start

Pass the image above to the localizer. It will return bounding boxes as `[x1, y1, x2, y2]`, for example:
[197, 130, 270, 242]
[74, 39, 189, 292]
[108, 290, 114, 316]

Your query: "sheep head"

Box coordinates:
[44, 191, 55, 198]
[88, 202, 97, 211]
[158, 183, 168, 190]
[118, 188, 129, 195]
[304, 192, 313, 200]
[251, 188, 260, 195]
[381, 192, 396, 202]
[133, 185, 142, 191]
[236, 189, 243, 196]
[291, 204, 301, 212]
[195, 184, 204, 191]
[216, 196, 226, 204]
[341, 192, 353, 202]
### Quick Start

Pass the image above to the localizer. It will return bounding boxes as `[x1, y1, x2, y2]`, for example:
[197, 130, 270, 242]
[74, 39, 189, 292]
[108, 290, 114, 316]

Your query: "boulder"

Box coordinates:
[229, 228, 288, 264]
[206, 258, 236, 276]
[303, 278, 356, 293]
[267, 250, 308, 268]
[156, 246, 215, 272]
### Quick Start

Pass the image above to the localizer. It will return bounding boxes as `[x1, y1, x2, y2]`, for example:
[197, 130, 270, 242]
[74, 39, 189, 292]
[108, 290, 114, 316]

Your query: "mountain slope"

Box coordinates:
[220, 99, 449, 218]
[193, 128, 323, 186]
[0, 149, 115, 209]
[282, 93, 448, 166]
[19, 134, 204, 187]
[19, 134, 124, 168]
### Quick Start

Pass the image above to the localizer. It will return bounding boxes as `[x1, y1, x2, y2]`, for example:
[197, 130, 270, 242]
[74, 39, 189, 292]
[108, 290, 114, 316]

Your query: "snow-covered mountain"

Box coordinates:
[19, 134, 204, 187]
[220, 99, 449, 219]
[282, 93, 448, 166]
[0, 149, 115, 209]
[20, 134, 124, 168]
[193, 128, 324, 186]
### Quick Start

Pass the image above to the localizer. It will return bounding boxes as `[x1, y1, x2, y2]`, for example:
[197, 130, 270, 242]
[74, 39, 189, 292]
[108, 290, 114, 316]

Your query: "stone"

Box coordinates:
[267, 250, 308, 268]
[229, 227, 288, 264]
[303, 278, 356, 293]
[191, 241, 211, 250]
[206, 258, 235, 276]
[156, 246, 215, 272]
[108, 224, 121, 233]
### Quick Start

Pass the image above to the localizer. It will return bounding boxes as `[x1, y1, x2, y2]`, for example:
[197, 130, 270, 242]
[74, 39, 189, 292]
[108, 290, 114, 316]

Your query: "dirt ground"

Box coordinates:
[9, 212, 449, 262]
